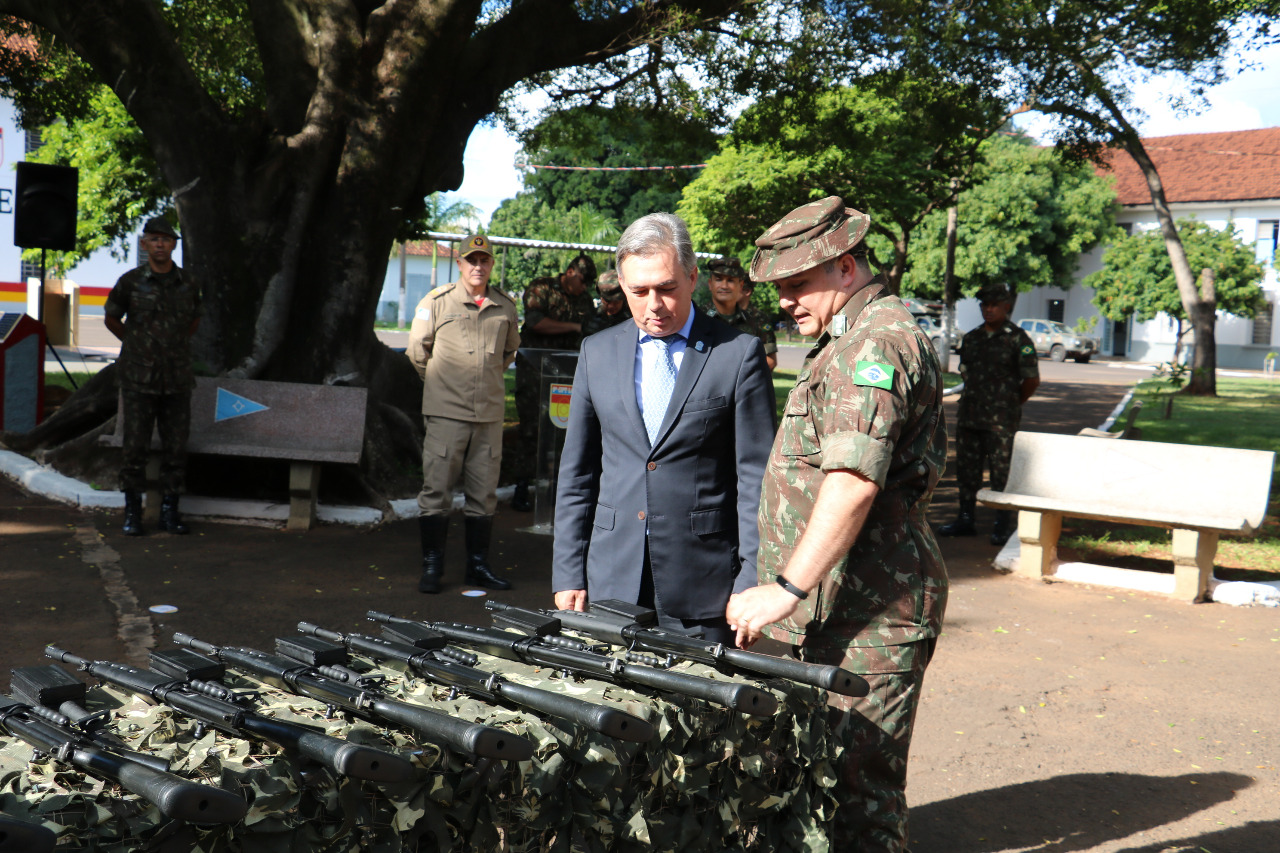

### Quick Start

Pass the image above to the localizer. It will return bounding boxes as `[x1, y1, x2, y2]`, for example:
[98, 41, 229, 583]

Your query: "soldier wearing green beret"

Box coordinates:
[725, 197, 947, 853]
[937, 284, 1040, 545]
[705, 257, 778, 370]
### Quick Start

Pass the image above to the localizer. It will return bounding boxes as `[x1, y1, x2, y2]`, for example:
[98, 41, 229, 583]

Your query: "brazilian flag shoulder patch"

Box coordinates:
[1021, 345, 1035, 356]
[854, 361, 895, 389]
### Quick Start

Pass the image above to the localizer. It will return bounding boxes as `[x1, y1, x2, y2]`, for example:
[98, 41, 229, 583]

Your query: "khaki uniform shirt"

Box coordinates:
[758, 280, 948, 651]
[103, 265, 201, 394]
[408, 282, 520, 422]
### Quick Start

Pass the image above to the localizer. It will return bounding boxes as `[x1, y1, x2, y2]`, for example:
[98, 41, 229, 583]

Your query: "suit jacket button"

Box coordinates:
[637, 511, 646, 520]
[647, 462, 657, 470]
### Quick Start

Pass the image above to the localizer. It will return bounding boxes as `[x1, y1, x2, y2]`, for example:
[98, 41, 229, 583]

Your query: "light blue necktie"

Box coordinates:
[643, 335, 679, 443]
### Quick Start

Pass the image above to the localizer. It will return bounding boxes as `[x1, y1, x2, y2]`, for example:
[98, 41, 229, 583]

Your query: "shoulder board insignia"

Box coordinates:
[854, 361, 894, 389]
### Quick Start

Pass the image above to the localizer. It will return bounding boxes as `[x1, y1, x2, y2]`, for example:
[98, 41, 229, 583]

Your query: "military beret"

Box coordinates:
[142, 217, 179, 240]
[750, 197, 870, 281]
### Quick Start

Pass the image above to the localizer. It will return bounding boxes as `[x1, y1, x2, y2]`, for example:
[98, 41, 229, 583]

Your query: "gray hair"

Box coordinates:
[616, 213, 696, 275]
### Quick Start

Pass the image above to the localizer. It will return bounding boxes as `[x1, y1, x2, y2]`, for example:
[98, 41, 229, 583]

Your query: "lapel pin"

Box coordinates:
[695, 340, 705, 352]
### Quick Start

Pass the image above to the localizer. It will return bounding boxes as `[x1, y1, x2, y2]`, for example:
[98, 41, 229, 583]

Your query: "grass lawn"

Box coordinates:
[44, 370, 98, 392]
[1058, 375, 1280, 580]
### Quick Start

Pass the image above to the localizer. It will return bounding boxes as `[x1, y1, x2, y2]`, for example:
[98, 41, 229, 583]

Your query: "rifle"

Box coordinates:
[11, 664, 171, 772]
[366, 610, 779, 717]
[488, 599, 870, 698]
[0, 816, 56, 853]
[0, 693, 247, 825]
[293, 622, 654, 743]
[127, 645, 410, 784]
[171, 633, 533, 762]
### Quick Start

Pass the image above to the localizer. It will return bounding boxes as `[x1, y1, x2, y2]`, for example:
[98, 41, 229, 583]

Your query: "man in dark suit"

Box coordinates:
[552, 213, 775, 644]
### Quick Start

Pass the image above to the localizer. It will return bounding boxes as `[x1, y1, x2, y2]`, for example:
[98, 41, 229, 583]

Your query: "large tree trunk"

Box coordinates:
[1119, 134, 1217, 395]
[0, 0, 739, 503]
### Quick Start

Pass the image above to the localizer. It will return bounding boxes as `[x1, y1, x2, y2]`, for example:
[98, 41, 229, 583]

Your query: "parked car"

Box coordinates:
[1016, 319, 1100, 363]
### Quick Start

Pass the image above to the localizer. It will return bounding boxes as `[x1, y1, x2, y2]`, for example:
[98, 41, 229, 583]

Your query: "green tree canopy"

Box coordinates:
[519, 105, 718, 226]
[900, 133, 1118, 298]
[487, 193, 618, 291]
[677, 77, 1010, 291]
[1087, 220, 1264, 325]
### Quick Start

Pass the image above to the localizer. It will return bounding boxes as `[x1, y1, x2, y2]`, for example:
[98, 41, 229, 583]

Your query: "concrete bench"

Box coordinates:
[978, 431, 1274, 602]
[1077, 398, 1143, 440]
[102, 378, 367, 530]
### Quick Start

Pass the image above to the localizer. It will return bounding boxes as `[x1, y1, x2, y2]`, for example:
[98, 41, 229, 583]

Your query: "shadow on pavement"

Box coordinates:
[1116, 819, 1280, 853]
[910, 771, 1254, 853]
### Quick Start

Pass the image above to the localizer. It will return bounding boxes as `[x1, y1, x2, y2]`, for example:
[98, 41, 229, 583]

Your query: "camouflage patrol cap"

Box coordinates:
[142, 217, 179, 239]
[750, 197, 870, 281]
[597, 269, 623, 298]
[706, 257, 749, 281]
[459, 234, 494, 259]
[976, 283, 1014, 304]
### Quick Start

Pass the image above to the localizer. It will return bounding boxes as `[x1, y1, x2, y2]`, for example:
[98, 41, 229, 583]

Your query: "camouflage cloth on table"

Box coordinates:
[0, 647, 840, 852]
[757, 278, 948, 852]
[954, 320, 1038, 502]
[706, 305, 778, 358]
[514, 278, 595, 481]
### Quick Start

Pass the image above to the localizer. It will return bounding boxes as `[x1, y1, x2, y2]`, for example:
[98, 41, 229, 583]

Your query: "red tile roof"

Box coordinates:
[1100, 127, 1280, 206]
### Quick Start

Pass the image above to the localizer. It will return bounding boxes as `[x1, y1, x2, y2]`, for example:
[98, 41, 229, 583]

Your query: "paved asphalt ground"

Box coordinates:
[5, 349, 1278, 853]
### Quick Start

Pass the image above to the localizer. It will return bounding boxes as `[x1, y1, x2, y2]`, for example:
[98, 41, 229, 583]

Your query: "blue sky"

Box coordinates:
[448, 39, 1280, 226]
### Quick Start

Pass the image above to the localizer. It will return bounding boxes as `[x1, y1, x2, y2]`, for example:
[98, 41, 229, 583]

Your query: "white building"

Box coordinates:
[960, 127, 1280, 369]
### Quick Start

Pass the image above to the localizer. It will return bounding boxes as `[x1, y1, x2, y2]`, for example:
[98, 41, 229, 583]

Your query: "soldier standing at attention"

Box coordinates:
[936, 283, 1040, 546]
[510, 253, 596, 512]
[408, 234, 520, 594]
[581, 269, 631, 337]
[103, 217, 201, 537]
[706, 257, 778, 370]
[725, 197, 947, 853]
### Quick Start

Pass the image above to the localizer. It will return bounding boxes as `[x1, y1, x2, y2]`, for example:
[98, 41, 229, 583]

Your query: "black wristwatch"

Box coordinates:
[776, 576, 809, 600]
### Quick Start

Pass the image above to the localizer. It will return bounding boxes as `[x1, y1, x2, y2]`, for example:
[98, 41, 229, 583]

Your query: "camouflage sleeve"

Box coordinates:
[103, 272, 131, 320]
[522, 279, 553, 329]
[758, 324, 777, 356]
[1016, 329, 1040, 379]
[814, 335, 916, 488]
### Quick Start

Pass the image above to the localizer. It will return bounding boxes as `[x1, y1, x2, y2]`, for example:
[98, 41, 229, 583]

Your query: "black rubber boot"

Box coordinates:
[990, 511, 1015, 547]
[160, 494, 190, 535]
[937, 504, 977, 537]
[510, 480, 532, 512]
[463, 515, 511, 590]
[122, 490, 145, 537]
[418, 515, 449, 594]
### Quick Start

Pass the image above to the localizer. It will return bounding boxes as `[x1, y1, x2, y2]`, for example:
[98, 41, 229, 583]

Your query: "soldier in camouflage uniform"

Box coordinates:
[103, 217, 201, 537]
[937, 283, 1040, 545]
[511, 254, 597, 511]
[726, 197, 947, 853]
[581, 269, 631, 337]
[706, 257, 778, 370]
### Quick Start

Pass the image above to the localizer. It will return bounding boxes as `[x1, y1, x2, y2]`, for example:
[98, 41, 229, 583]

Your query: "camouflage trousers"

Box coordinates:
[120, 389, 191, 493]
[796, 637, 937, 853]
[955, 424, 1016, 508]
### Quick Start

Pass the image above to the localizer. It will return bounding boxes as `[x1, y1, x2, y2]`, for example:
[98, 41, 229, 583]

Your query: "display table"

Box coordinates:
[0, 646, 840, 852]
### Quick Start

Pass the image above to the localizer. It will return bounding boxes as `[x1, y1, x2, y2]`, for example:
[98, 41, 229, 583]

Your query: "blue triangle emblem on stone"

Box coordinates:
[215, 387, 270, 422]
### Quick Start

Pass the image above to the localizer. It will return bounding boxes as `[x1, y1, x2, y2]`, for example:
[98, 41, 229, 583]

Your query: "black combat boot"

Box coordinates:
[990, 511, 1015, 547]
[159, 494, 190, 535]
[510, 480, 532, 512]
[418, 515, 449, 594]
[937, 501, 977, 537]
[122, 490, 145, 537]
[463, 515, 512, 590]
